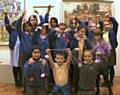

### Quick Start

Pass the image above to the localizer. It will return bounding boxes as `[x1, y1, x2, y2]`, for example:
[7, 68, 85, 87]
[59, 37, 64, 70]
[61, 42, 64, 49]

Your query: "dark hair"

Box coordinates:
[23, 21, 32, 31]
[32, 45, 41, 52]
[28, 15, 38, 22]
[50, 17, 58, 25]
[93, 31, 103, 37]
[54, 51, 66, 58]
[28, 15, 38, 27]
[77, 25, 88, 35]
[58, 23, 67, 29]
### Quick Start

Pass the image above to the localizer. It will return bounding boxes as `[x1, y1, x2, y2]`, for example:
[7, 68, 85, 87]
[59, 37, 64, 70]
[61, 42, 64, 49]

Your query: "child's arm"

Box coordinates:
[46, 48, 54, 68]
[4, 12, 12, 33]
[24, 58, 35, 77]
[44, 5, 52, 23]
[66, 48, 72, 65]
[15, 12, 26, 33]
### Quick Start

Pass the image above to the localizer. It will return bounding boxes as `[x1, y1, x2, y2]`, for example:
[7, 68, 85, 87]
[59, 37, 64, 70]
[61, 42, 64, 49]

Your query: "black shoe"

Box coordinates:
[96, 91, 100, 95]
[109, 90, 113, 95]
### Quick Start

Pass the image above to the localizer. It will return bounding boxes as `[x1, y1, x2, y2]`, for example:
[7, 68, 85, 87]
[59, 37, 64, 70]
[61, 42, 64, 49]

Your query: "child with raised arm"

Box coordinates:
[4, 12, 21, 87]
[46, 48, 72, 95]
[77, 50, 100, 95]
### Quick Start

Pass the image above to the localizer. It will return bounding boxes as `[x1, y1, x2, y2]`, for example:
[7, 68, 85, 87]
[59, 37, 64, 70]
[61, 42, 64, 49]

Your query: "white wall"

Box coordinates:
[24, 0, 62, 23]
[114, 0, 120, 76]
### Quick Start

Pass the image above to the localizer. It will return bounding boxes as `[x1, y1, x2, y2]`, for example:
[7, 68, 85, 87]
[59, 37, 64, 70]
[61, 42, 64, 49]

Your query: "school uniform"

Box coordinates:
[16, 17, 33, 70]
[5, 16, 21, 87]
[24, 59, 50, 95]
[33, 31, 49, 58]
[103, 17, 119, 86]
[77, 62, 100, 95]
[69, 38, 92, 93]
[92, 39, 111, 76]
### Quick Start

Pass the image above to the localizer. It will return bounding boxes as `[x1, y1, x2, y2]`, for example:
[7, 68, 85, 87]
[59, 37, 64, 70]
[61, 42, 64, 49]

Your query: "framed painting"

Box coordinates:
[0, 0, 23, 45]
[63, 0, 114, 25]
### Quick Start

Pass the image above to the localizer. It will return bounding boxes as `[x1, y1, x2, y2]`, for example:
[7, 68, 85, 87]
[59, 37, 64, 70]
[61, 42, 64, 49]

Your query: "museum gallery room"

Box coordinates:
[0, 0, 120, 95]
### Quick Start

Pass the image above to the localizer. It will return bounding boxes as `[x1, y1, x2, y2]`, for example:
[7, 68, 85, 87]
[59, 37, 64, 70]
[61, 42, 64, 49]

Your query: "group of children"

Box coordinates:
[4, 5, 119, 95]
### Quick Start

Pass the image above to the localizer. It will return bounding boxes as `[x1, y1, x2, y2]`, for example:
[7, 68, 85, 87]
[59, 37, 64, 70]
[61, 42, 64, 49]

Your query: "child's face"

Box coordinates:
[39, 26, 47, 35]
[78, 28, 86, 38]
[83, 51, 93, 64]
[50, 19, 57, 28]
[30, 16, 37, 27]
[59, 25, 66, 34]
[25, 23, 32, 32]
[94, 35, 101, 41]
[89, 23, 97, 31]
[104, 21, 111, 31]
[55, 54, 65, 66]
[32, 49, 41, 60]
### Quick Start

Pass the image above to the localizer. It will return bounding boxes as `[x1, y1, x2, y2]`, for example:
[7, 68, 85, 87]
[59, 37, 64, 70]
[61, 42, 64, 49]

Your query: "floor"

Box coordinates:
[0, 76, 120, 95]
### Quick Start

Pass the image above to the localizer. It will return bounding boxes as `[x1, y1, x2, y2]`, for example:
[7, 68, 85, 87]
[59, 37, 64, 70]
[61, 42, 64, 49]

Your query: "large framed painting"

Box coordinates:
[0, 0, 23, 45]
[63, 0, 114, 25]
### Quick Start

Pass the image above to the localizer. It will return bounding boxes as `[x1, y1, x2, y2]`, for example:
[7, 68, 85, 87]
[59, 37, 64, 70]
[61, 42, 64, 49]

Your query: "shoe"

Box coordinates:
[96, 91, 100, 95]
[109, 90, 113, 95]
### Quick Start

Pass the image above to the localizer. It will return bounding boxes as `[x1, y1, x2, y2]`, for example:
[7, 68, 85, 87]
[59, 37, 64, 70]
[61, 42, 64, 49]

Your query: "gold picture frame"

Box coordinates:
[0, 0, 22, 44]
[63, 0, 114, 25]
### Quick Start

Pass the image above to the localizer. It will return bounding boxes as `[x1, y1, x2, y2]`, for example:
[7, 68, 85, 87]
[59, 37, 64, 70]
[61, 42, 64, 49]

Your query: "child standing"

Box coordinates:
[4, 12, 21, 87]
[24, 45, 50, 95]
[69, 26, 92, 94]
[92, 31, 113, 95]
[103, 14, 119, 86]
[46, 48, 72, 95]
[77, 50, 100, 95]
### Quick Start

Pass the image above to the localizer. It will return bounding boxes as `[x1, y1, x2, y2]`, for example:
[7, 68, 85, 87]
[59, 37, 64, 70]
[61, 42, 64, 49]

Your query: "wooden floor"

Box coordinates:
[0, 76, 120, 95]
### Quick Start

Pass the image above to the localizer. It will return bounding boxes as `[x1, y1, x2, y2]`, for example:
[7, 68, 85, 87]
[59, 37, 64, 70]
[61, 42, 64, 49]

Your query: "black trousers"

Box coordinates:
[13, 66, 22, 87]
[96, 74, 113, 95]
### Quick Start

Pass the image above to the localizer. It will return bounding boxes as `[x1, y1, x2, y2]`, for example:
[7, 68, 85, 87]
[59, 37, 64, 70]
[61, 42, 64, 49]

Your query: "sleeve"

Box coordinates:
[110, 17, 119, 36]
[85, 39, 92, 50]
[39, 15, 44, 25]
[24, 61, 32, 78]
[44, 13, 49, 23]
[32, 30, 39, 45]
[44, 63, 50, 76]
[4, 16, 12, 33]
[15, 17, 23, 36]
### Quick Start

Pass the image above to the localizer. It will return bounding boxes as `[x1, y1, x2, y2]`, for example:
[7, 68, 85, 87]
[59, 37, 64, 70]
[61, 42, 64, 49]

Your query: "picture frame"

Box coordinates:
[63, 0, 114, 25]
[0, 0, 22, 45]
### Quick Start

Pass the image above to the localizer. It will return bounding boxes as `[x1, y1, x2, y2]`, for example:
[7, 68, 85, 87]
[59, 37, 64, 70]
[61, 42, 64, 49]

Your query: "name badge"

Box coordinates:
[28, 76, 34, 81]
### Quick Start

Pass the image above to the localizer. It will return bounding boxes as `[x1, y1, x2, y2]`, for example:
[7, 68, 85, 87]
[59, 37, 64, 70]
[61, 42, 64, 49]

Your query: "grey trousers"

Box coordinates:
[26, 86, 46, 95]
[77, 90, 95, 95]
